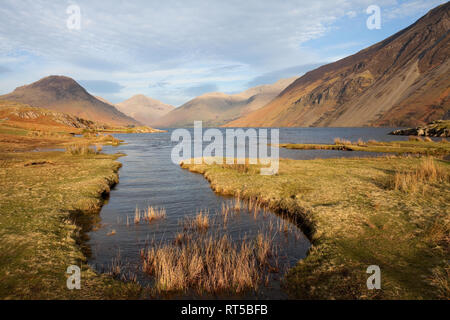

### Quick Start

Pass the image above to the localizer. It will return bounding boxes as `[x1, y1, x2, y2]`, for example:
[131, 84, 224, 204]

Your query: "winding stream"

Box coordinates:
[88, 127, 407, 298]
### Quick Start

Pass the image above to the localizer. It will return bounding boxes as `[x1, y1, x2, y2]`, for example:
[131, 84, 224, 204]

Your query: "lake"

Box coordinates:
[88, 127, 407, 298]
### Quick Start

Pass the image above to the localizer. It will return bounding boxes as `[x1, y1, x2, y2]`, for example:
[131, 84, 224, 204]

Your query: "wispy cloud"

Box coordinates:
[0, 0, 445, 105]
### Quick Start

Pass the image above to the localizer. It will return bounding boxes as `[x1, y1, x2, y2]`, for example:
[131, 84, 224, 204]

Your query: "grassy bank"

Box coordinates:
[0, 150, 141, 299]
[181, 156, 449, 299]
[279, 138, 450, 156]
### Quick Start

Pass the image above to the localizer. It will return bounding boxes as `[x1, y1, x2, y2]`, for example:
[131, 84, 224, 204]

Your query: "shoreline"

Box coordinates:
[180, 156, 450, 299]
[0, 147, 142, 299]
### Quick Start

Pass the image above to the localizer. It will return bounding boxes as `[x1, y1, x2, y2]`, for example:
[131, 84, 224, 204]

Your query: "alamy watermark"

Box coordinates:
[366, 265, 381, 290]
[66, 265, 81, 290]
[171, 121, 279, 175]
[66, 4, 81, 30]
[366, 5, 381, 30]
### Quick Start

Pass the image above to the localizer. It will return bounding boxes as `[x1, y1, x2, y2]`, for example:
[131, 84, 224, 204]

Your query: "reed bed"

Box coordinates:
[65, 143, 98, 155]
[133, 205, 166, 224]
[182, 211, 210, 231]
[334, 137, 352, 145]
[390, 157, 449, 193]
[141, 232, 274, 294]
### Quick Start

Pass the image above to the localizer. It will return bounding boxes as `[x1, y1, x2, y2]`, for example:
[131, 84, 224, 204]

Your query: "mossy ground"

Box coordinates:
[181, 156, 449, 299]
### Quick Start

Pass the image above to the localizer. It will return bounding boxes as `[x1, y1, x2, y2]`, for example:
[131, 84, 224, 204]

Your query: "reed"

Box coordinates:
[133, 205, 166, 224]
[143, 205, 166, 223]
[183, 211, 210, 231]
[334, 137, 352, 145]
[141, 232, 274, 294]
[65, 143, 97, 155]
[391, 157, 449, 193]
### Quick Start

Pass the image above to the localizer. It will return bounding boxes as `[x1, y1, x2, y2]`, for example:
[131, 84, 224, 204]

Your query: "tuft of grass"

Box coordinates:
[141, 232, 273, 294]
[334, 137, 352, 145]
[143, 206, 166, 223]
[65, 143, 98, 155]
[390, 157, 449, 193]
[409, 136, 423, 142]
[183, 211, 210, 232]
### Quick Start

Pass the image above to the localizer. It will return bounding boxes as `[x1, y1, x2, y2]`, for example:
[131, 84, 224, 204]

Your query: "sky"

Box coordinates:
[0, 0, 446, 106]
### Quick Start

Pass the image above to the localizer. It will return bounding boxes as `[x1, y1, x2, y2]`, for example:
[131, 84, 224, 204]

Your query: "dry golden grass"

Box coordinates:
[428, 265, 450, 299]
[409, 136, 423, 142]
[174, 232, 191, 246]
[390, 157, 449, 193]
[141, 232, 273, 294]
[98, 134, 121, 146]
[183, 211, 210, 231]
[133, 205, 166, 224]
[334, 137, 352, 145]
[65, 143, 98, 155]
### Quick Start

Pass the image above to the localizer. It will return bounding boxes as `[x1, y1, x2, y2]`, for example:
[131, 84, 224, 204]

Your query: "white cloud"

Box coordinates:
[0, 0, 446, 105]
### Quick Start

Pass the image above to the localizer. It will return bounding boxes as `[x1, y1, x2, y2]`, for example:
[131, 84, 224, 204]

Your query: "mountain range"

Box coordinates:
[153, 77, 297, 127]
[0, 4, 448, 129]
[116, 95, 174, 126]
[226, 2, 450, 127]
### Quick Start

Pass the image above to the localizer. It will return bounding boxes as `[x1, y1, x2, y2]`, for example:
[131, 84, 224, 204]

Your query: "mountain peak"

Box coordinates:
[1, 76, 140, 126]
[116, 94, 174, 126]
[226, 3, 450, 128]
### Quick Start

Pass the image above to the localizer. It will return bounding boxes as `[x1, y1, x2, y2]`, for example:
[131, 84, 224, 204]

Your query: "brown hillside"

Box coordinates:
[116, 94, 174, 126]
[226, 2, 450, 127]
[154, 77, 297, 127]
[0, 76, 140, 126]
[0, 100, 101, 132]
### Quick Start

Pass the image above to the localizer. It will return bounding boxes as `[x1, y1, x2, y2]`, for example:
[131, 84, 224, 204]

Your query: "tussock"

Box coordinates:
[183, 211, 210, 231]
[141, 232, 273, 294]
[334, 137, 352, 145]
[390, 157, 449, 193]
[65, 143, 97, 155]
[133, 205, 166, 224]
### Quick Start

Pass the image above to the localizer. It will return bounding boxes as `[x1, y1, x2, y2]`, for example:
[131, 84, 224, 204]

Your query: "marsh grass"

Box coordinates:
[133, 205, 166, 224]
[281, 138, 450, 156]
[409, 136, 423, 142]
[181, 155, 450, 299]
[141, 232, 274, 294]
[334, 137, 352, 145]
[390, 157, 449, 193]
[99, 134, 121, 146]
[0, 150, 140, 299]
[65, 143, 98, 155]
[182, 211, 210, 231]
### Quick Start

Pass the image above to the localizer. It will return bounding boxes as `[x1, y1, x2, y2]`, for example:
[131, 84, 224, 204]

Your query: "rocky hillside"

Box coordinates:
[0, 76, 141, 127]
[154, 77, 297, 127]
[390, 120, 450, 137]
[0, 100, 100, 131]
[116, 94, 174, 126]
[226, 3, 450, 128]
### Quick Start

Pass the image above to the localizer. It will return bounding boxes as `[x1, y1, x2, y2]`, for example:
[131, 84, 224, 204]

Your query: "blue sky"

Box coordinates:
[0, 0, 446, 106]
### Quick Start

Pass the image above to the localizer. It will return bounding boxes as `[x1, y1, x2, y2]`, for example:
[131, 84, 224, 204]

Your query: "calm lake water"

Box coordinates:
[88, 127, 407, 298]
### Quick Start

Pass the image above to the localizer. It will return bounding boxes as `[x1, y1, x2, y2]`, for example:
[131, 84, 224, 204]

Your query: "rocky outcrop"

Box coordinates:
[390, 120, 450, 137]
